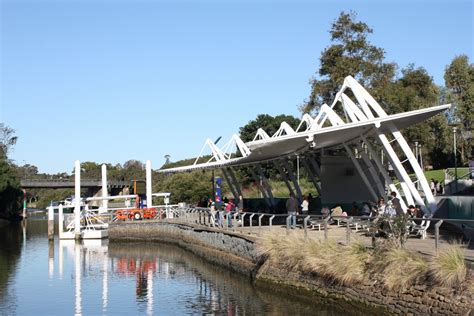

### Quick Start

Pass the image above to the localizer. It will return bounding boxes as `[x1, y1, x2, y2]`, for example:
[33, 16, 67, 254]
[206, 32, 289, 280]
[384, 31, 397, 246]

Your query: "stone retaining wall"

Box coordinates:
[109, 221, 473, 315]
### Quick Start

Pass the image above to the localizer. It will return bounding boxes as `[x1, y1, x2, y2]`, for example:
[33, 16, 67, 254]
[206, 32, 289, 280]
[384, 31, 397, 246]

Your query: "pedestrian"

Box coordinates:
[301, 195, 309, 215]
[390, 191, 404, 216]
[225, 199, 235, 227]
[285, 193, 299, 229]
[208, 198, 216, 227]
[430, 178, 436, 196]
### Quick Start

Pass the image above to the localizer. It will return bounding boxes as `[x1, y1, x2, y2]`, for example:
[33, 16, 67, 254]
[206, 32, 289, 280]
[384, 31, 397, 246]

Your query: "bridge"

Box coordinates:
[20, 179, 130, 189]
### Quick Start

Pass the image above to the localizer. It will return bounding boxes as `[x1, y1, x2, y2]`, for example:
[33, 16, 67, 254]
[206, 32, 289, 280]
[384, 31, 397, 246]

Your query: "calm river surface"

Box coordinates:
[0, 216, 357, 315]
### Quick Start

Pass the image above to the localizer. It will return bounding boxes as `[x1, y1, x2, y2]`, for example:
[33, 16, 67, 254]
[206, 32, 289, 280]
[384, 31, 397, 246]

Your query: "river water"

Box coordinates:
[0, 216, 355, 315]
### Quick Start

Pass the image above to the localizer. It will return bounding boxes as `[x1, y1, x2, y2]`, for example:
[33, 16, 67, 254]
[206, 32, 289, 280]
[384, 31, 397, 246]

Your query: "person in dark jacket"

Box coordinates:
[286, 193, 299, 229]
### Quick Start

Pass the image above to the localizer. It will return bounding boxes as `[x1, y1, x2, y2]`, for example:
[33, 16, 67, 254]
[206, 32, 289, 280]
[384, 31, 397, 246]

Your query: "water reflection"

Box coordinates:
[1, 219, 362, 315]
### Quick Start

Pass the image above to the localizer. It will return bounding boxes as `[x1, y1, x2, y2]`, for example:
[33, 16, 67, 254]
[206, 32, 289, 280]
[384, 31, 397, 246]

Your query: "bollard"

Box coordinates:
[324, 217, 329, 241]
[48, 206, 54, 240]
[258, 214, 264, 229]
[269, 215, 275, 229]
[435, 220, 443, 254]
[303, 216, 310, 240]
[249, 214, 255, 233]
[346, 217, 353, 244]
[286, 215, 291, 235]
[233, 213, 238, 231]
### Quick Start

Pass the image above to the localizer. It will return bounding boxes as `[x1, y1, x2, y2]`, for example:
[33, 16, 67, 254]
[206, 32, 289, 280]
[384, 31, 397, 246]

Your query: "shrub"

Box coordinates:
[377, 248, 429, 290]
[430, 244, 467, 288]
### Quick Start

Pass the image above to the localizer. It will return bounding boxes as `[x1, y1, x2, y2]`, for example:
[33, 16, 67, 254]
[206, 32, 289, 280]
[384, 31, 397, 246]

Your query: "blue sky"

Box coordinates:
[1, 0, 472, 174]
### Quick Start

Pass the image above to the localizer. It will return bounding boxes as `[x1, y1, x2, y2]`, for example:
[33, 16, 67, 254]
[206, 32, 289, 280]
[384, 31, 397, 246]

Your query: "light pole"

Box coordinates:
[453, 127, 458, 193]
[296, 155, 300, 186]
[414, 141, 419, 189]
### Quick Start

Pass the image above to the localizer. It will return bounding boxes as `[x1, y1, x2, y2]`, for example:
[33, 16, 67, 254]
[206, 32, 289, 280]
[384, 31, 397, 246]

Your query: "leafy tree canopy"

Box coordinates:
[303, 11, 396, 113]
[444, 55, 474, 159]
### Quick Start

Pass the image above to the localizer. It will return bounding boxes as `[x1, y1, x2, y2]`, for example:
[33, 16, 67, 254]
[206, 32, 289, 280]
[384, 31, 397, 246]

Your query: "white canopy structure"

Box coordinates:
[159, 76, 450, 214]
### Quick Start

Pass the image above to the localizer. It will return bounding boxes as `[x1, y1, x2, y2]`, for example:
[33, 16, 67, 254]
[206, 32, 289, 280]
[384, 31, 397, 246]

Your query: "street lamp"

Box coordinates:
[296, 155, 300, 186]
[453, 127, 458, 192]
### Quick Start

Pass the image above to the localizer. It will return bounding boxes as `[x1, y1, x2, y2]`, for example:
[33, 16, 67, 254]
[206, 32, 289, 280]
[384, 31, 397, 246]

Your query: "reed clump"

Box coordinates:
[430, 243, 467, 288]
[256, 231, 471, 292]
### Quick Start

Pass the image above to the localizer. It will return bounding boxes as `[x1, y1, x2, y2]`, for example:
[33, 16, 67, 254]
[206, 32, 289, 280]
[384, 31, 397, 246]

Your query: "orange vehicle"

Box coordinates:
[115, 208, 157, 221]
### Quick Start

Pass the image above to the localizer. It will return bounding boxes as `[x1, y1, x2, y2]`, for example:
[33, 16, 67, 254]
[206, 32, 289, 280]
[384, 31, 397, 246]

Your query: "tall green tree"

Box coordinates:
[0, 124, 18, 159]
[444, 55, 474, 162]
[384, 65, 450, 168]
[0, 124, 22, 220]
[303, 11, 395, 114]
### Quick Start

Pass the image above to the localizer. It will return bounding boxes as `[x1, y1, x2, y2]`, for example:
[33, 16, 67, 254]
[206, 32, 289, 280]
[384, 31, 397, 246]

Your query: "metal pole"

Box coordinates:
[101, 164, 108, 213]
[297, 155, 300, 186]
[435, 220, 443, 254]
[74, 160, 81, 240]
[453, 127, 458, 193]
[415, 142, 419, 190]
[146, 160, 152, 208]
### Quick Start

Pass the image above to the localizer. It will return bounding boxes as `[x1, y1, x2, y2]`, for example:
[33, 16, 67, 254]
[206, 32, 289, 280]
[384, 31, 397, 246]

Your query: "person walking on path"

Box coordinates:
[286, 193, 299, 229]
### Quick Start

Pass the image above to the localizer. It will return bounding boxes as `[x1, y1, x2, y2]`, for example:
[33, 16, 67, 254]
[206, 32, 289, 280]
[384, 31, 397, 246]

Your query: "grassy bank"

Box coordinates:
[256, 232, 473, 293]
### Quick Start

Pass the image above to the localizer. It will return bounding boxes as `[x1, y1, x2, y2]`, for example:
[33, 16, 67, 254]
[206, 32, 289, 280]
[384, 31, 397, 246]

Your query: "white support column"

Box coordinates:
[74, 160, 81, 240]
[146, 160, 152, 208]
[377, 132, 422, 210]
[389, 126, 436, 212]
[101, 164, 108, 214]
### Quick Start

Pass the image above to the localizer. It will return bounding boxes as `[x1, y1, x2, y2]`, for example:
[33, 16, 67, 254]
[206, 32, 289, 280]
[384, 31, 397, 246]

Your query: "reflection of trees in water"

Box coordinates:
[108, 242, 343, 315]
[0, 222, 23, 308]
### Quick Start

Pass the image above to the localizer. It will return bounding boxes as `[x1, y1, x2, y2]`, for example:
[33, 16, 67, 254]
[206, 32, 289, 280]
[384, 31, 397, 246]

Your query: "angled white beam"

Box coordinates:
[361, 135, 407, 210]
[314, 104, 345, 129]
[377, 131, 421, 210]
[388, 124, 436, 212]
[232, 134, 251, 157]
[341, 93, 368, 122]
[253, 128, 270, 141]
[296, 114, 316, 132]
[272, 122, 296, 138]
